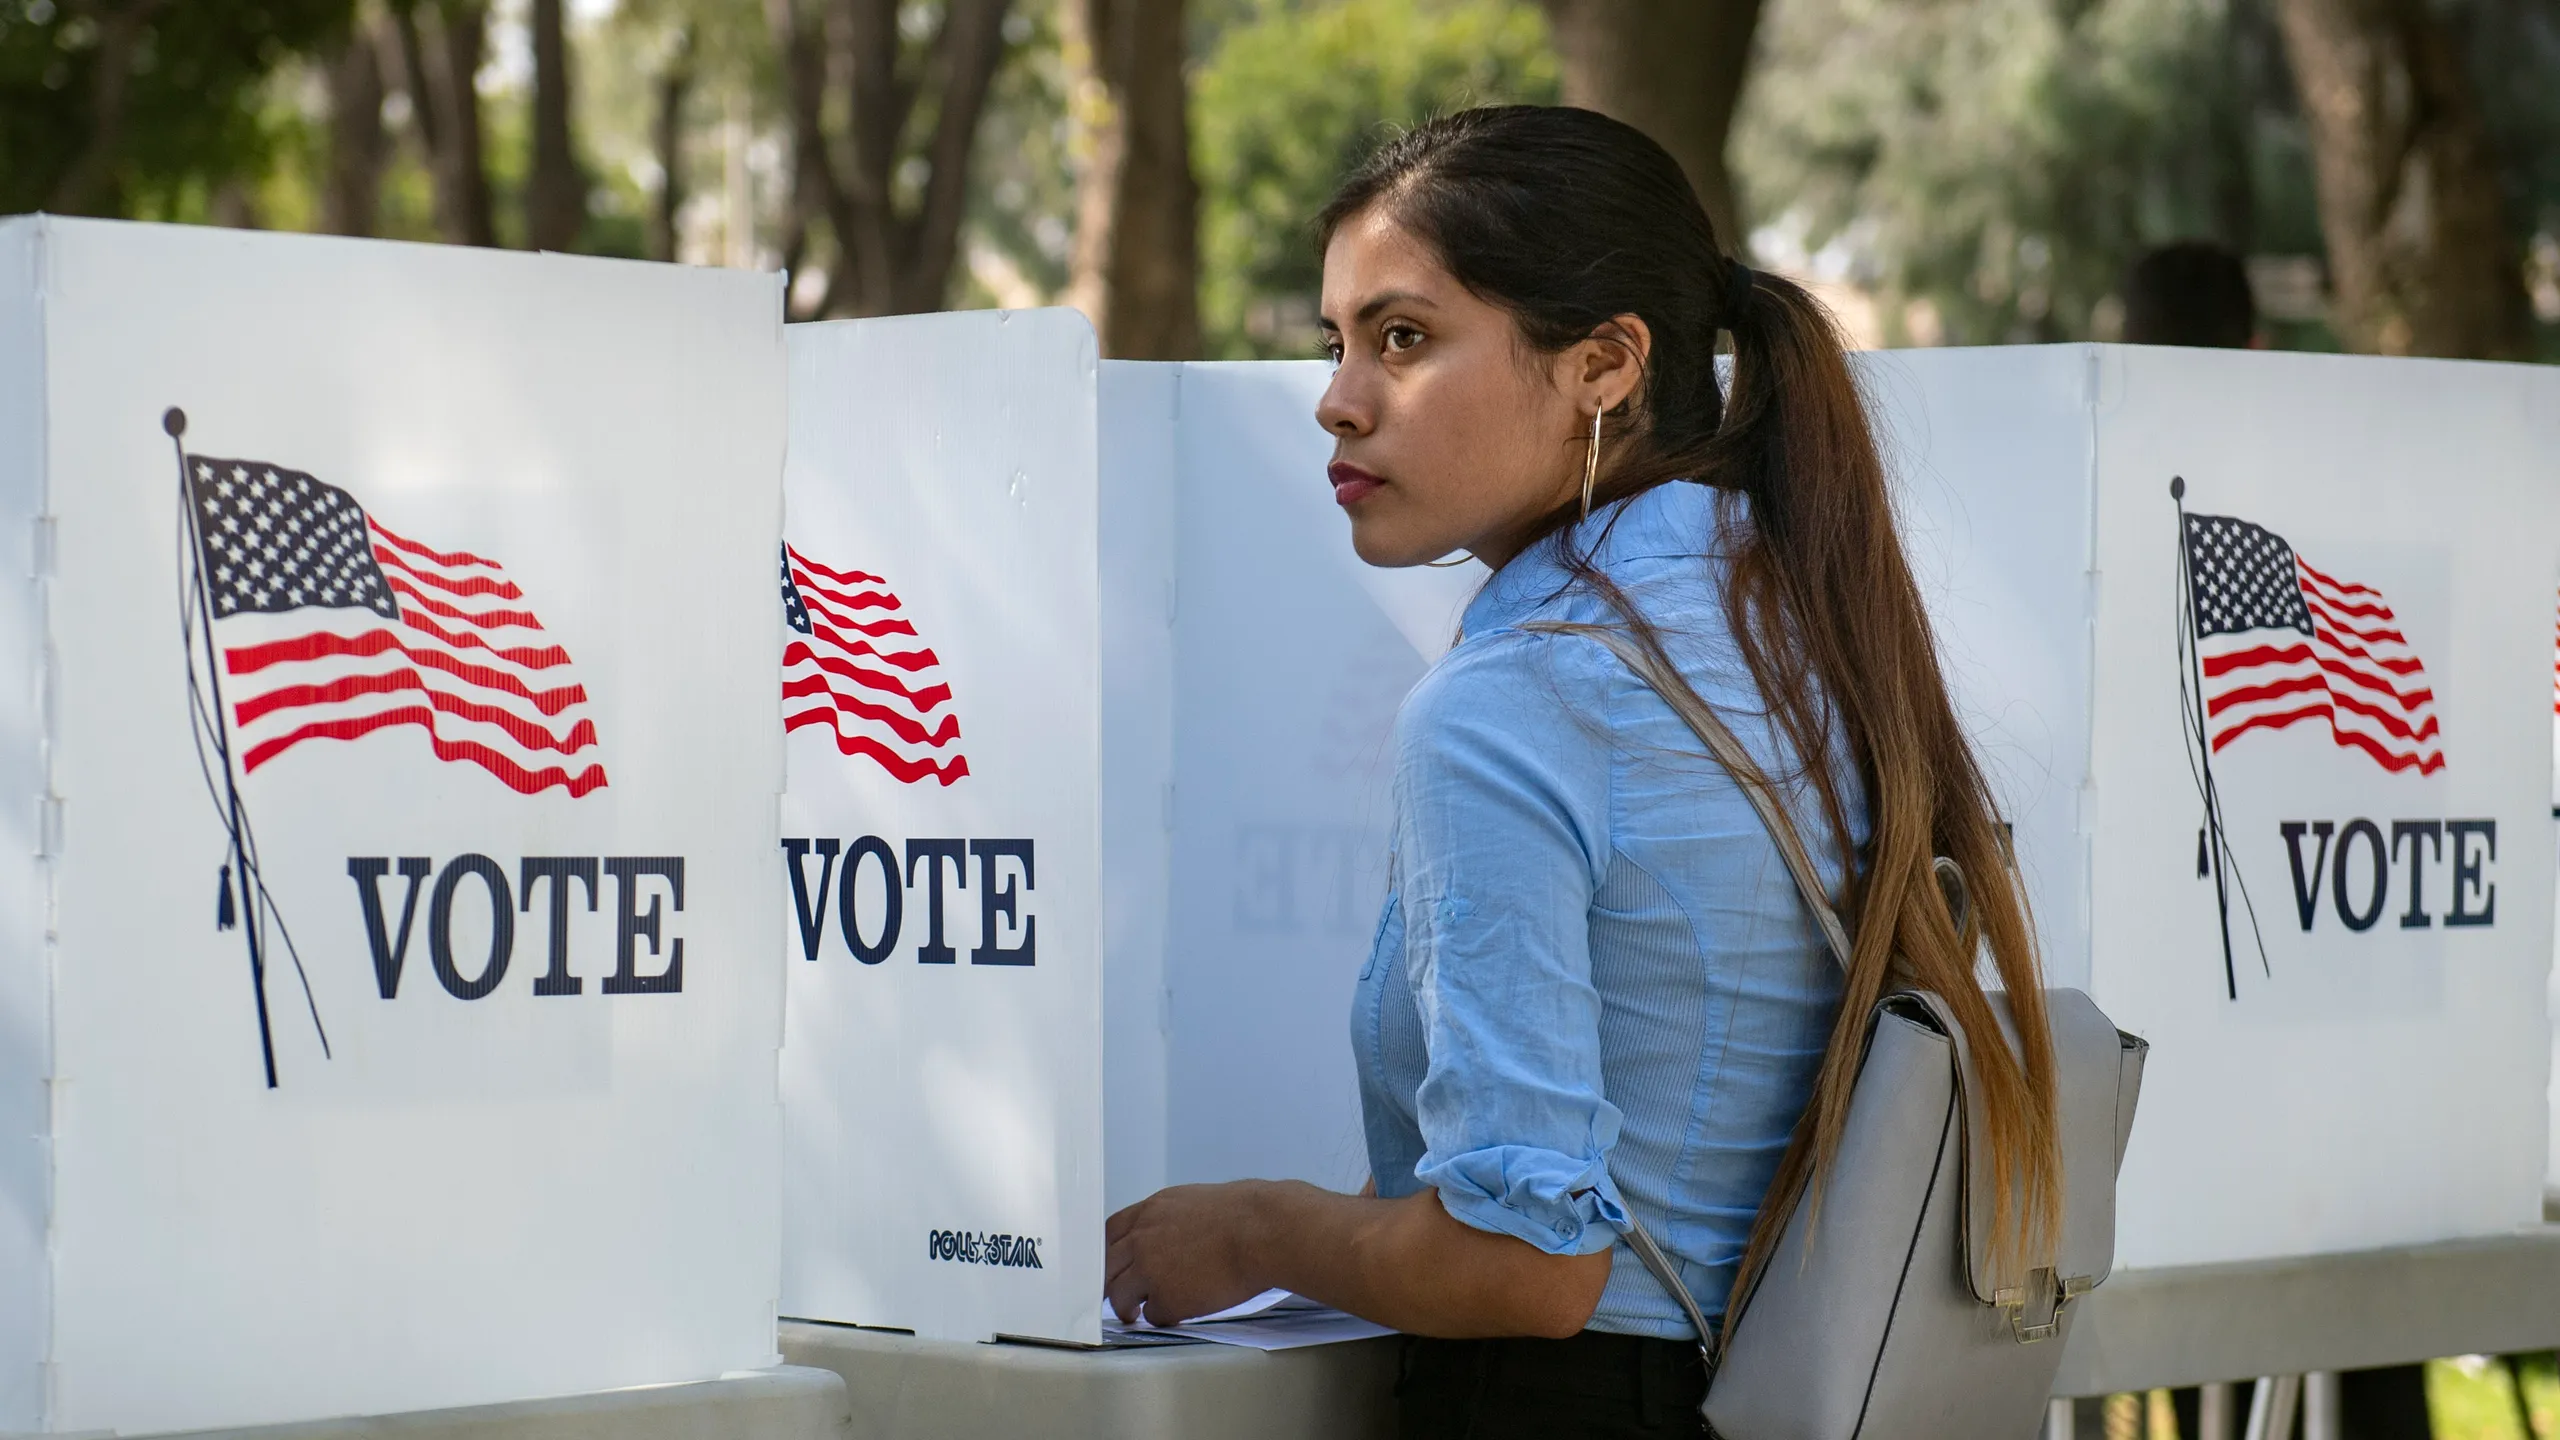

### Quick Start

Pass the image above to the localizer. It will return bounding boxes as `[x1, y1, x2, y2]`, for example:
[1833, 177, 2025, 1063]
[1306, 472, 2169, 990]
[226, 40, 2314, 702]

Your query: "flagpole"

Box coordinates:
[167, 408, 279, 1088]
[2172, 476, 2240, 1002]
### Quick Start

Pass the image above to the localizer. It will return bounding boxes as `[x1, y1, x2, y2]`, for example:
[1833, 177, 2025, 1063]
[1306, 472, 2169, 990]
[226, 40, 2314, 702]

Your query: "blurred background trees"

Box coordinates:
[0, 0, 2551, 362]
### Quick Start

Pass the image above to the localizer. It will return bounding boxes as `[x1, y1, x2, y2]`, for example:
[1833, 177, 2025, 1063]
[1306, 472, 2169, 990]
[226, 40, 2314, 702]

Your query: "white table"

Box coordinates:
[137, 1367, 850, 1440]
[128, 1231, 2559, 1440]
[780, 1322, 1398, 1440]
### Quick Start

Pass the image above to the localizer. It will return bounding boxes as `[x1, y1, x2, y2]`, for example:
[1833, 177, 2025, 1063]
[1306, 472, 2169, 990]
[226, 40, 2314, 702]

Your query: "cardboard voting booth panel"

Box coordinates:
[0, 218, 788, 1433]
[779, 311, 1106, 1345]
[1105, 344, 2557, 1271]
[1150, 363, 1478, 1201]
[778, 330, 1474, 1345]
[780, 324, 2556, 1346]
[1093, 360, 1482, 1213]
[1873, 344, 2557, 1269]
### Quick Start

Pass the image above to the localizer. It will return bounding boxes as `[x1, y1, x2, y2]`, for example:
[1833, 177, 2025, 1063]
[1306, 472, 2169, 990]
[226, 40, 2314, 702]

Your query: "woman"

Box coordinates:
[1105, 106, 2061, 1439]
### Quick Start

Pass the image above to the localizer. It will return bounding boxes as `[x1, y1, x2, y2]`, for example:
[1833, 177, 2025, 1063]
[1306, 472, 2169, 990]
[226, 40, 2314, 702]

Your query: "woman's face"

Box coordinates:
[1315, 205, 1646, 569]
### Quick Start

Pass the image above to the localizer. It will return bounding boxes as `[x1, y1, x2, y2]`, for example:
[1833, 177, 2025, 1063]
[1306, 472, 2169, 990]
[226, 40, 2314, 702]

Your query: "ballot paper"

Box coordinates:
[1096, 1290, 1395, 1351]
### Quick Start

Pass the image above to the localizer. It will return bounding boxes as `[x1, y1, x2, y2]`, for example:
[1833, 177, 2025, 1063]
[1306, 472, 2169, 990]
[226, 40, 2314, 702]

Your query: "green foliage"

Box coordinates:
[1191, 0, 1557, 358]
[1737, 0, 2560, 354]
[0, 0, 355, 216]
[2424, 1353, 2558, 1438]
[1736, 0, 2320, 347]
[586, 0, 780, 260]
[957, 4, 1075, 308]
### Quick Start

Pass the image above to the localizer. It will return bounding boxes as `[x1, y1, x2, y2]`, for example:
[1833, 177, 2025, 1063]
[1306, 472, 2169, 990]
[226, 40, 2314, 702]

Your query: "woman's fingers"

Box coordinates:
[1103, 1182, 1262, 1327]
[1104, 1200, 1141, 1244]
[1104, 1222, 1150, 1323]
[1105, 1272, 1147, 1325]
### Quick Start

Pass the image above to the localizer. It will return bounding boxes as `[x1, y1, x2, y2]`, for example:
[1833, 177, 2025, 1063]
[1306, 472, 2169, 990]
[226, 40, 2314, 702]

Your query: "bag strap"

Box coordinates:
[1619, 1209, 1718, 1376]
[1521, 621, 1853, 970]
[1524, 619, 1871, 1371]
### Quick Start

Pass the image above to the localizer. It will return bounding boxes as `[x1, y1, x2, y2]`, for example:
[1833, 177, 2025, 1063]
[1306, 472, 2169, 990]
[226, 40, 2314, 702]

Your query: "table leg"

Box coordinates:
[2243, 1374, 2302, 1440]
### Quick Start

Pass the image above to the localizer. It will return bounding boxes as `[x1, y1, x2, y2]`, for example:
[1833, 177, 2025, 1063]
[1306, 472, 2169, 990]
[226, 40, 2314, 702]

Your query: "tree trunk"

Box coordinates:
[1537, 0, 1763, 255]
[436, 1, 495, 247]
[1062, 0, 1201, 358]
[767, 0, 1015, 317]
[208, 180, 262, 229]
[892, 0, 1012, 313]
[323, 9, 387, 238]
[389, 3, 443, 158]
[2272, 0, 2532, 358]
[765, 0, 869, 308]
[46, 0, 168, 215]
[526, 0, 583, 251]
[397, 1, 495, 247]
[647, 24, 695, 262]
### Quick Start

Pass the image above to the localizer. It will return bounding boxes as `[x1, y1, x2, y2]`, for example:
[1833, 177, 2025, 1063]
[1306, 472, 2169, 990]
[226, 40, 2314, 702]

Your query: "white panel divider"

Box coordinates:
[771, 324, 2559, 1341]
[1, 216, 788, 1434]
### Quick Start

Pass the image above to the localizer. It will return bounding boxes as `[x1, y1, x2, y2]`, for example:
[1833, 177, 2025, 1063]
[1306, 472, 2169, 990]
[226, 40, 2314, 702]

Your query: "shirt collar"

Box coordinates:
[1462, 479, 1718, 635]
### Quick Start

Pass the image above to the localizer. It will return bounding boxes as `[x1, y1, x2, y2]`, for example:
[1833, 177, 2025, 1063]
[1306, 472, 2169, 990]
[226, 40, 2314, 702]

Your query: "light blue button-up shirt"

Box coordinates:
[1351, 478, 1866, 1340]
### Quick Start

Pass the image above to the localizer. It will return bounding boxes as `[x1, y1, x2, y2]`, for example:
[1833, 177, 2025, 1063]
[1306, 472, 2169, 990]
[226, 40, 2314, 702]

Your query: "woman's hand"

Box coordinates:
[1105, 1180, 1276, 1326]
[1105, 1178, 1613, 1339]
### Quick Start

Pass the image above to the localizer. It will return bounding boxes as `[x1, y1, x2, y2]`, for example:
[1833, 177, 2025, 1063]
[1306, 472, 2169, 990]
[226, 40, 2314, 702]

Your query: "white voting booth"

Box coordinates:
[779, 311, 1110, 1345]
[0, 218, 789, 1434]
[781, 317, 2556, 1349]
[777, 316, 1472, 1346]
[1106, 360, 1481, 1212]
[1872, 344, 2556, 1267]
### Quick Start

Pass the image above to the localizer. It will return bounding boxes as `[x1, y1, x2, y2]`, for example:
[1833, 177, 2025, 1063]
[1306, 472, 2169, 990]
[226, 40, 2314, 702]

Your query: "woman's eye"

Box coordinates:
[1382, 325, 1423, 353]
[1322, 338, 1344, 366]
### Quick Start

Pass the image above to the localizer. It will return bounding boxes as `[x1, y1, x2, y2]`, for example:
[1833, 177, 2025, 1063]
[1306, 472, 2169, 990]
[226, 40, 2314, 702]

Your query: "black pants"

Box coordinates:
[1397, 1332, 1708, 1439]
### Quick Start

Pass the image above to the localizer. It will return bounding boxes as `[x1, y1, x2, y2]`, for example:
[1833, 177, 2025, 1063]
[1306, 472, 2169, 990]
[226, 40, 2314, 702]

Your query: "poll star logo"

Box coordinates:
[2169, 477, 2492, 1003]
[165, 408, 612, 1090]
[781, 543, 970, 785]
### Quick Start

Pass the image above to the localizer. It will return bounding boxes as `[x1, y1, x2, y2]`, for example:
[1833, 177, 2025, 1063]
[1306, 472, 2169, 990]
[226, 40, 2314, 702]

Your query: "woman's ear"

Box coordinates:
[1579, 313, 1653, 414]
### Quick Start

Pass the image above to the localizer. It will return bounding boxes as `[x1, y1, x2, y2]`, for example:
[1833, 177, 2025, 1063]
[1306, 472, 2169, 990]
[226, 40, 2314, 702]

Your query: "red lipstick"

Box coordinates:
[1329, 461, 1385, 507]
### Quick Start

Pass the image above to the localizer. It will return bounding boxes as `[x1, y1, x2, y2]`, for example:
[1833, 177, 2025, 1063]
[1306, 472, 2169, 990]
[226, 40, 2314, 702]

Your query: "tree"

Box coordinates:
[44, 0, 162, 213]
[645, 20, 695, 261]
[950, 4, 1077, 307]
[2272, 0, 2534, 358]
[0, 0, 354, 217]
[1537, 0, 1762, 252]
[526, 0, 584, 251]
[593, 0, 771, 263]
[1190, 0, 1556, 358]
[388, 0, 495, 246]
[764, 0, 1017, 317]
[1735, 0, 2319, 347]
[321, 6, 388, 236]
[1061, 0, 1200, 357]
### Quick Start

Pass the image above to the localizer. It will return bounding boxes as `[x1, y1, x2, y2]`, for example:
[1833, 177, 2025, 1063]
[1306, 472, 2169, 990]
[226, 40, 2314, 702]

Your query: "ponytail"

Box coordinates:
[1319, 107, 2064, 1295]
[1709, 265, 2062, 1307]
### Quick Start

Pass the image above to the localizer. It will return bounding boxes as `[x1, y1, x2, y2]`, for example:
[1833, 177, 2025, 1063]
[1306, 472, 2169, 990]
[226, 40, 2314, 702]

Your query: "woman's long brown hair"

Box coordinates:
[1320, 107, 2063, 1314]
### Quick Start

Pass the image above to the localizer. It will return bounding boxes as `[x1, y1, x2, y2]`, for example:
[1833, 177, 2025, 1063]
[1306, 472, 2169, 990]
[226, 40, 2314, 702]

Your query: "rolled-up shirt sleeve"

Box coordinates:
[1394, 630, 1626, 1255]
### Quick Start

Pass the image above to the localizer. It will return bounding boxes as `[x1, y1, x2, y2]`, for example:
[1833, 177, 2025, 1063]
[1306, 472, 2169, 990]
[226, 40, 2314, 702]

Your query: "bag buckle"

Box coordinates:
[1995, 1269, 2093, 1343]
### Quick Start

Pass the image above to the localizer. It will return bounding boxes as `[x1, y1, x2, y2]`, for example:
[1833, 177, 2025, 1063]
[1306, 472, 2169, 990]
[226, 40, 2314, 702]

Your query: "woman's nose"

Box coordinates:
[1315, 365, 1372, 438]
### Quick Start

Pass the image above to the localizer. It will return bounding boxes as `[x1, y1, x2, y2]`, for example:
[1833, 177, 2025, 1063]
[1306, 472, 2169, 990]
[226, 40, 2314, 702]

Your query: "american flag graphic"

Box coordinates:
[781, 544, 970, 786]
[2183, 512, 2443, 775]
[186, 454, 607, 797]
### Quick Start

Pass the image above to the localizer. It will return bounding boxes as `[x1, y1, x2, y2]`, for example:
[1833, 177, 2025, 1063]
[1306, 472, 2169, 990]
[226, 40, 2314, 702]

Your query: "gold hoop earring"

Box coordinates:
[1580, 407, 1603, 521]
